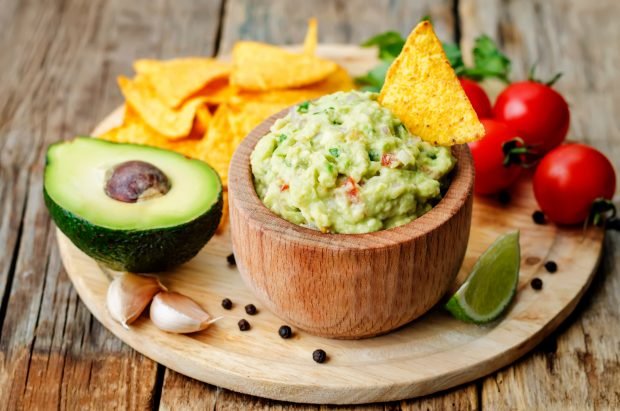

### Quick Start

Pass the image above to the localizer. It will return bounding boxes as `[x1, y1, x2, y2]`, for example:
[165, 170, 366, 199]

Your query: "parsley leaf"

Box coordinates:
[356, 28, 512, 90]
[297, 101, 310, 113]
[460, 35, 511, 83]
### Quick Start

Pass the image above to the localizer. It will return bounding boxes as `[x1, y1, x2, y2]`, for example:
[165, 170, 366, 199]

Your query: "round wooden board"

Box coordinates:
[58, 45, 604, 404]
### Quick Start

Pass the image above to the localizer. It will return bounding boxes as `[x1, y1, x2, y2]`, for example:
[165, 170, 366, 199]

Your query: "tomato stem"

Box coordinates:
[528, 63, 563, 87]
[501, 138, 538, 168]
[588, 198, 617, 227]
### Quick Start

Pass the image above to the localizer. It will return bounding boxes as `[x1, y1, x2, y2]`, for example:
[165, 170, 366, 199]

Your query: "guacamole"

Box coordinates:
[251, 91, 456, 234]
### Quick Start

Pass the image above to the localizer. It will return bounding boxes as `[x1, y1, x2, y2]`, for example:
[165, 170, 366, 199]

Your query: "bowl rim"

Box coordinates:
[228, 107, 475, 250]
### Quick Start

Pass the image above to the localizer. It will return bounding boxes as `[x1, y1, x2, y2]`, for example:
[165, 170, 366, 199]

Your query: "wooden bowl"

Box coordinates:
[228, 109, 474, 339]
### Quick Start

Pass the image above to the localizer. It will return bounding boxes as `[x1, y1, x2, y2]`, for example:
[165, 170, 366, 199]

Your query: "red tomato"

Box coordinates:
[459, 78, 493, 119]
[493, 81, 570, 154]
[533, 144, 616, 224]
[468, 119, 523, 195]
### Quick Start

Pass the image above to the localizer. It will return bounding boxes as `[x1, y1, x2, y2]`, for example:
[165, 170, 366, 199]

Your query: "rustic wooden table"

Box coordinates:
[1, 0, 618, 409]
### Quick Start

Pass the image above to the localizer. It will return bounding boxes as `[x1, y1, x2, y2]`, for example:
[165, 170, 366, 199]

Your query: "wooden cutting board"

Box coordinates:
[56, 45, 604, 404]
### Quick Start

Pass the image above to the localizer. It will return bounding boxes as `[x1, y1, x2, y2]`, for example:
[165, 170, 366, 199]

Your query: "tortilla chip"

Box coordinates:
[303, 18, 318, 55]
[216, 191, 229, 234]
[118, 75, 207, 139]
[198, 79, 238, 105]
[99, 120, 202, 158]
[306, 65, 355, 94]
[194, 104, 212, 136]
[196, 105, 234, 186]
[228, 101, 289, 145]
[230, 41, 337, 91]
[231, 66, 354, 106]
[133, 58, 231, 108]
[378, 21, 484, 145]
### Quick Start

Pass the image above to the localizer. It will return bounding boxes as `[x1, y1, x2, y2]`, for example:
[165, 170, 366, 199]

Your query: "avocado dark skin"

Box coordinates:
[45, 188, 223, 272]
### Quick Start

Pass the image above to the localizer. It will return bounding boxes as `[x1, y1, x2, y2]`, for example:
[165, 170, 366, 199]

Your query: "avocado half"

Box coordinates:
[44, 137, 223, 272]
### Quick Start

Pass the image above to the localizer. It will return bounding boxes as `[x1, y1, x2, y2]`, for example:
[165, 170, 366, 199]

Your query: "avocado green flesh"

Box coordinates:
[45, 137, 220, 230]
[44, 137, 223, 272]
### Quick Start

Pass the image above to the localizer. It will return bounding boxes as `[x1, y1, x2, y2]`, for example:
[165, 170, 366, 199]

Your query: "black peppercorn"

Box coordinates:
[531, 278, 543, 290]
[532, 211, 546, 225]
[312, 349, 327, 363]
[544, 261, 558, 273]
[245, 304, 257, 315]
[226, 253, 236, 265]
[278, 325, 292, 339]
[238, 319, 250, 331]
[498, 190, 511, 205]
[221, 298, 233, 310]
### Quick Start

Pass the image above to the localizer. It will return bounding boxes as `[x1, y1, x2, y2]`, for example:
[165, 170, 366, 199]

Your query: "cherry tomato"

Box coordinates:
[459, 77, 493, 119]
[533, 144, 616, 225]
[493, 81, 570, 154]
[468, 119, 523, 195]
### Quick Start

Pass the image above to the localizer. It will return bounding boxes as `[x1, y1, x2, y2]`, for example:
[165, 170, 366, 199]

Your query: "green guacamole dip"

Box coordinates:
[251, 91, 456, 234]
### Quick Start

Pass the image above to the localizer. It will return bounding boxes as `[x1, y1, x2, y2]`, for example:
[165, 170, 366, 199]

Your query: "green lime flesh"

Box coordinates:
[445, 230, 520, 324]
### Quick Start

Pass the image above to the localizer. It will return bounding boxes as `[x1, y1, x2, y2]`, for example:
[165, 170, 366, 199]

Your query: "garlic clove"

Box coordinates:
[106, 272, 166, 328]
[150, 291, 216, 334]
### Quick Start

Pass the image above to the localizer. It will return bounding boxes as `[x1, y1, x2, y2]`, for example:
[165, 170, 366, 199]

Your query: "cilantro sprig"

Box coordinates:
[355, 26, 512, 91]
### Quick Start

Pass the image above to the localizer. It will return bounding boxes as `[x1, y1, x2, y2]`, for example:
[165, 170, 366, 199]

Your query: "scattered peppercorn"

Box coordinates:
[278, 325, 293, 339]
[498, 190, 511, 205]
[531, 278, 543, 290]
[544, 261, 558, 273]
[238, 319, 251, 331]
[312, 349, 327, 363]
[245, 304, 257, 315]
[532, 211, 546, 225]
[227, 253, 236, 266]
[221, 298, 233, 310]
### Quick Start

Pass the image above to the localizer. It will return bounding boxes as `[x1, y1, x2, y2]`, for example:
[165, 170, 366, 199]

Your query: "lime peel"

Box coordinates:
[445, 230, 520, 324]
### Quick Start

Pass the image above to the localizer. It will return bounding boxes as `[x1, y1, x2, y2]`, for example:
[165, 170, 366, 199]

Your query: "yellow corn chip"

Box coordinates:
[231, 66, 355, 106]
[194, 104, 212, 136]
[118, 75, 207, 139]
[378, 21, 484, 145]
[133, 58, 231, 108]
[196, 105, 234, 186]
[303, 18, 318, 55]
[230, 41, 337, 91]
[216, 191, 229, 234]
[228, 101, 289, 145]
[99, 120, 202, 158]
[306, 65, 355, 94]
[199, 79, 238, 105]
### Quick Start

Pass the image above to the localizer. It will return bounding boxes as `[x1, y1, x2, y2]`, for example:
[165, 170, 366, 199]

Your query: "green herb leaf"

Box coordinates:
[329, 148, 340, 157]
[368, 150, 380, 162]
[361, 31, 406, 60]
[354, 60, 392, 92]
[442, 42, 465, 74]
[297, 101, 310, 113]
[461, 35, 511, 83]
[278, 134, 287, 143]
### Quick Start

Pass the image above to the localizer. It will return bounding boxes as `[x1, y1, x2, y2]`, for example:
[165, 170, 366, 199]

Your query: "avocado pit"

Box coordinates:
[105, 160, 171, 203]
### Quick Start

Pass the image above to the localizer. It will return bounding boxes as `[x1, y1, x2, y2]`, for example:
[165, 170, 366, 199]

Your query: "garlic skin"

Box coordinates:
[107, 273, 166, 328]
[150, 291, 215, 334]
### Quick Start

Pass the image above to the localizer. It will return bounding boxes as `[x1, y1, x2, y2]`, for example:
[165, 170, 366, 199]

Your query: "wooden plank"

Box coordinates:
[0, 0, 223, 409]
[459, 0, 620, 409]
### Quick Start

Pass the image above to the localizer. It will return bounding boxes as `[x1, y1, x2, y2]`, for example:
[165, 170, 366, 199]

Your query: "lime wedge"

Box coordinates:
[445, 231, 520, 324]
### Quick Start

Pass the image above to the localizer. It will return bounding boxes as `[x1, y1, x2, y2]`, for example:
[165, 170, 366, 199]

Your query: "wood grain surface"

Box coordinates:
[229, 110, 474, 339]
[0, 0, 618, 409]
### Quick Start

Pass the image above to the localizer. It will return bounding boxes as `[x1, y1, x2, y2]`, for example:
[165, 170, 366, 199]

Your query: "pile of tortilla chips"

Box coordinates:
[99, 19, 354, 229]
